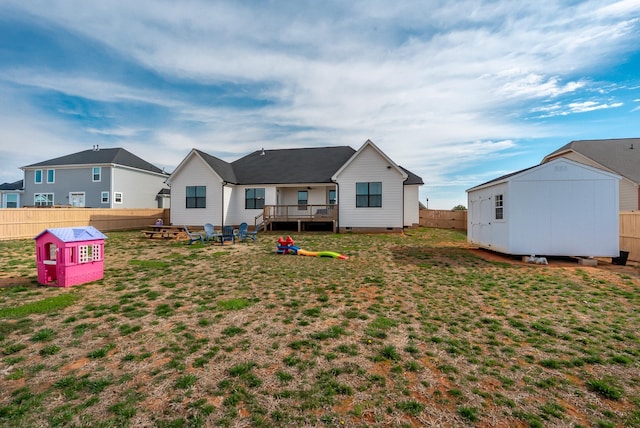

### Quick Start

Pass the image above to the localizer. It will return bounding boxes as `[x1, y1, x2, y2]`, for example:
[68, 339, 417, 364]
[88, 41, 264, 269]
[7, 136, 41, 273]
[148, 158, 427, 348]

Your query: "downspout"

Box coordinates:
[333, 181, 340, 233]
[221, 181, 227, 228]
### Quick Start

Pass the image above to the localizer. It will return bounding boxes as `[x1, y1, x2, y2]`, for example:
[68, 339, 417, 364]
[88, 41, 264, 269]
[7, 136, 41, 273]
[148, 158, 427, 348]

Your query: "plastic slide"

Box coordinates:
[276, 236, 348, 260]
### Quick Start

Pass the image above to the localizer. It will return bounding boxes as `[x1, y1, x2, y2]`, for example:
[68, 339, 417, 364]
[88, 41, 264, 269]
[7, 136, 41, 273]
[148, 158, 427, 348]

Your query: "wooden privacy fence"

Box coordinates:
[419, 209, 467, 230]
[620, 211, 640, 263]
[0, 208, 170, 241]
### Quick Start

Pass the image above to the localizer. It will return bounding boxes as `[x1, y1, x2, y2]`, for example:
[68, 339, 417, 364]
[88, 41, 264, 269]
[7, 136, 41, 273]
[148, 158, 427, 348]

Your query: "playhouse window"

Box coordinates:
[495, 194, 504, 220]
[356, 182, 382, 207]
[79, 244, 101, 263]
[34, 193, 54, 206]
[186, 186, 206, 208]
[245, 188, 265, 209]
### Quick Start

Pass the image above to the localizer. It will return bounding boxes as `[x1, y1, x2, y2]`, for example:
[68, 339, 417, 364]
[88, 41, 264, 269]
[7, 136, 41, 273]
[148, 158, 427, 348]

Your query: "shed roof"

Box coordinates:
[543, 138, 640, 184]
[34, 226, 107, 242]
[23, 148, 167, 175]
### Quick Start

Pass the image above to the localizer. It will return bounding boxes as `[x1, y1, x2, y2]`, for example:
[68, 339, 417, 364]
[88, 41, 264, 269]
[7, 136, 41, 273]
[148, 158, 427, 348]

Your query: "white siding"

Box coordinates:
[226, 185, 277, 226]
[335, 144, 404, 229]
[112, 167, 168, 209]
[468, 159, 620, 257]
[169, 156, 223, 226]
[403, 185, 420, 226]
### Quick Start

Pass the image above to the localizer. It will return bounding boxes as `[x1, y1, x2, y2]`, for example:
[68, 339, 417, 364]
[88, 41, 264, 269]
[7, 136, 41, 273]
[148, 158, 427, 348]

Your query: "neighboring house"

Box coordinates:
[542, 138, 640, 211]
[21, 147, 170, 208]
[0, 179, 23, 208]
[167, 140, 423, 232]
[466, 158, 620, 257]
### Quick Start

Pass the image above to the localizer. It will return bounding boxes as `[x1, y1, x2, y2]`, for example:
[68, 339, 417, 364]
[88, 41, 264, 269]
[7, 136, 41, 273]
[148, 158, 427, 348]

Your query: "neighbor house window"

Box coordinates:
[47, 169, 55, 183]
[34, 193, 54, 206]
[298, 190, 308, 210]
[114, 192, 123, 204]
[356, 182, 382, 207]
[495, 194, 504, 220]
[245, 188, 265, 209]
[92, 167, 101, 182]
[35, 169, 43, 184]
[186, 186, 206, 208]
[101, 191, 109, 204]
[5, 194, 18, 208]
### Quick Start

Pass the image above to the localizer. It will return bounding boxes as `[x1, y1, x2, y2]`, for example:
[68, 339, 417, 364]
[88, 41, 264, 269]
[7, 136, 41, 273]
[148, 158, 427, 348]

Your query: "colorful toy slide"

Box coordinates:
[276, 236, 348, 260]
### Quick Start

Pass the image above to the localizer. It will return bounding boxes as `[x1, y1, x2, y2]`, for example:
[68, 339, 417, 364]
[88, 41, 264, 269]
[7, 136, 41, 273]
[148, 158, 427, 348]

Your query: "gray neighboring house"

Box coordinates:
[0, 179, 23, 208]
[542, 138, 640, 211]
[21, 147, 170, 208]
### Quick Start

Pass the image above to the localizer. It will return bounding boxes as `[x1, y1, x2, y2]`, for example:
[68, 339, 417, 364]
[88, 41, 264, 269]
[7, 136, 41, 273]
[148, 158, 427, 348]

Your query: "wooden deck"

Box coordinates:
[257, 204, 337, 232]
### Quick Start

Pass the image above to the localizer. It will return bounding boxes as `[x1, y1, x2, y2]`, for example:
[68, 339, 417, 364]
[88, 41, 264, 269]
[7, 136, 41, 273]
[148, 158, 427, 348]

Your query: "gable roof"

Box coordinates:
[543, 138, 640, 184]
[467, 158, 620, 192]
[0, 179, 23, 191]
[34, 226, 107, 242]
[171, 143, 423, 186]
[22, 148, 167, 175]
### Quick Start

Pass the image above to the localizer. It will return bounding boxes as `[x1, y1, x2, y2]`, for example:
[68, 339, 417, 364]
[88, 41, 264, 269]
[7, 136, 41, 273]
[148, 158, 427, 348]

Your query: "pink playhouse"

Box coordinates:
[34, 226, 107, 287]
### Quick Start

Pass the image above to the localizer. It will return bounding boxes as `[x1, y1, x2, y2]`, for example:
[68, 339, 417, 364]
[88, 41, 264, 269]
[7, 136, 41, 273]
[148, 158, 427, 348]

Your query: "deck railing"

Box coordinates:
[262, 204, 337, 223]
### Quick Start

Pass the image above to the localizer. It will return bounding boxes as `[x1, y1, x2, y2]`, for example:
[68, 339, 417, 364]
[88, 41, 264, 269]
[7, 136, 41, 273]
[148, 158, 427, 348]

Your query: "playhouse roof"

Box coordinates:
[34, 226, 107, 242]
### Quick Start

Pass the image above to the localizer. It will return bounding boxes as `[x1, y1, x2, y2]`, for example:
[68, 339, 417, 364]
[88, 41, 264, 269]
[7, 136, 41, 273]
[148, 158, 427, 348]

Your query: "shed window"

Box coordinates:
[245, 188, 265, 209]
[356, 182, 382, 207]
[186, 186, 206, 208]
[495, 194, 504, 220]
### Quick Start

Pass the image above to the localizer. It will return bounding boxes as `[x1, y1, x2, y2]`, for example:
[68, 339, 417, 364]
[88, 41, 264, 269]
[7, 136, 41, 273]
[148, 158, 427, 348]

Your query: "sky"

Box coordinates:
[1, 0, 639, 209]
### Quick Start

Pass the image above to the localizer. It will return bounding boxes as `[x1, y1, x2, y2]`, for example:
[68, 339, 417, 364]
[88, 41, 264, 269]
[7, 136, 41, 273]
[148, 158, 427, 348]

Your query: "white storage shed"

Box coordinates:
[466, 158, 620, 257]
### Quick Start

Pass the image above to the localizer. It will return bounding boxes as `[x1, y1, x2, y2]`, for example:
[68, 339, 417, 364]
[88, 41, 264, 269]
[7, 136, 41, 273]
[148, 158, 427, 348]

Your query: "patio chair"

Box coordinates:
[238, 222, 258, 242]
[203, 223, 219, 242]
[184, 226, 204, 245]
[220, 225, 235, 245]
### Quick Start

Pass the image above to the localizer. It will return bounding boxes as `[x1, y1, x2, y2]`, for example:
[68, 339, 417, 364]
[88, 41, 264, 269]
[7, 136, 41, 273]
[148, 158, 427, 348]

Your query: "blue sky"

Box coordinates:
[1, 0, 639, 209]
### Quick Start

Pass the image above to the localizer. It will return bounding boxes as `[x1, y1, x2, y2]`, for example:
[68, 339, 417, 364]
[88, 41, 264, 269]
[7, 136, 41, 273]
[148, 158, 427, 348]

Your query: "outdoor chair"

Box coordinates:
[184, 226, 204, 245]
[203, 223, 219, 242]
[238, 222, 258, 242]
[220, 225, 235, 245]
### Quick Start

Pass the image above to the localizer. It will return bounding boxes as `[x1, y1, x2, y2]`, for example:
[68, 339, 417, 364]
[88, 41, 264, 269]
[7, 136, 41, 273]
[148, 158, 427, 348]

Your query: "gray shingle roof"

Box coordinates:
[0, 179, 23, 190]
[190, 145, 424, 185]
[232, 146, 357, 184]
[545, 138, 640, 184]
[23, 148, 167, 175]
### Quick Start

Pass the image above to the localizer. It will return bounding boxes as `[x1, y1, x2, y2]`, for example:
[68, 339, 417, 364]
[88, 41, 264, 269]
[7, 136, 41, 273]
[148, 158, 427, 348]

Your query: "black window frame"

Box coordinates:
[245, 188, 265, 209]
[186, 185, 206, 209]
[356, 182, 382, 208]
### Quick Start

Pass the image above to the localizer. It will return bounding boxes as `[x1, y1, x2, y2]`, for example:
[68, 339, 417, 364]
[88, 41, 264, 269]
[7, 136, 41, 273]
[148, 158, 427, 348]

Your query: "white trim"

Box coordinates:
[46, 169, 55, 184]
[114, 192, 123, 204]
[92, 166, 102, 182]
[332, 140, 408, 181]
[101, 191, 109, 204]
[35, 169, 43, 184]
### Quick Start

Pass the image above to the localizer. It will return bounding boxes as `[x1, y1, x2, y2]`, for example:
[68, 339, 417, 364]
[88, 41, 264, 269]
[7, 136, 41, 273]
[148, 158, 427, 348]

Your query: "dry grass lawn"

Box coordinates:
[1, 228, 639, 427]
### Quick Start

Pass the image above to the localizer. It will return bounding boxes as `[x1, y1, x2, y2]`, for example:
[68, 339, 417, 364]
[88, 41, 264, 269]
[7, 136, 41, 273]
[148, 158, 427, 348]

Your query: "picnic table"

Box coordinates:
[141, 225, 186, 239]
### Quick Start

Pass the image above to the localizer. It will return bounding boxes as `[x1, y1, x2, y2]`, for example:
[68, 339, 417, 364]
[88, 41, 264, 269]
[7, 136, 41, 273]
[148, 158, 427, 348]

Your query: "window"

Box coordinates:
[79, 244, 101, 263]
[186, 186, 206, 208]
[101, 191, 109, 204]
[356, 182, 382, 207]
[47, 169, 55, 183]
[35, 169, 43, 184]
[328, 189, 336, 205]
[495, 194, 504, 220]
[298, 190, 308, 210]
[245, 188, 265, 209]
[34, 193, 54, 206]
[92, 167, 101, 182]
[114, 192, 123, 204]
[5, 194, 18, 208]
